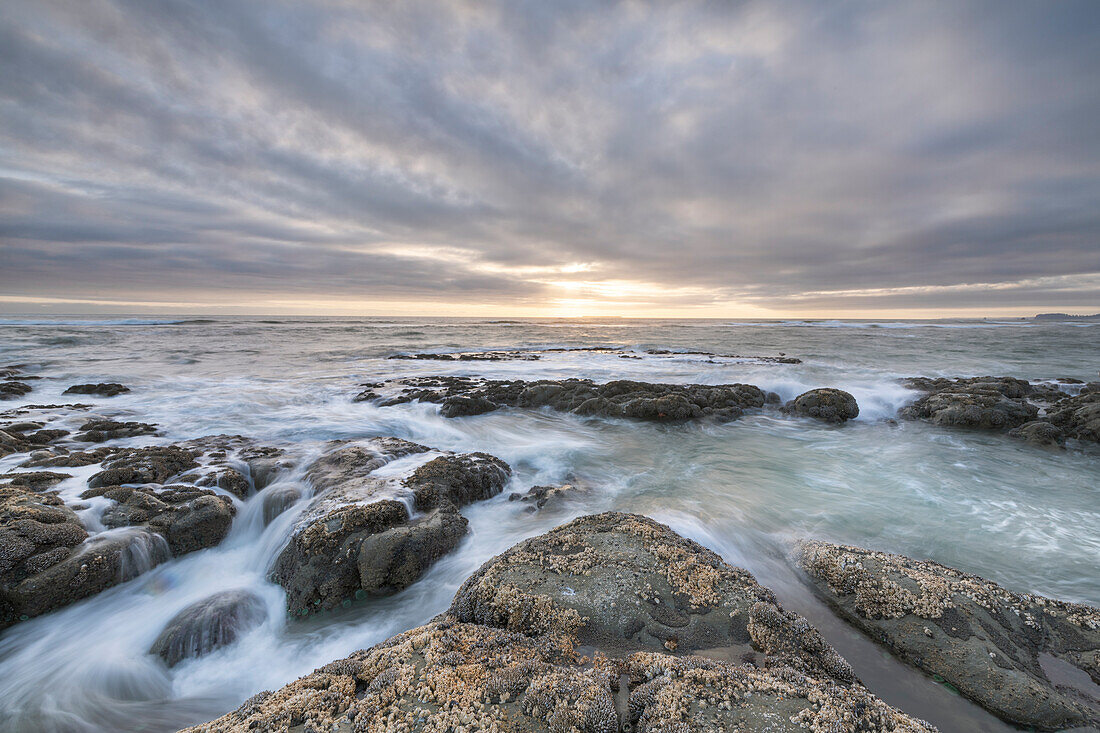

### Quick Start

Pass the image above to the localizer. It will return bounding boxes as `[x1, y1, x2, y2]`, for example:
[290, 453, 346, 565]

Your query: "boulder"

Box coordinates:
[271, 441, 510, 616]
[195, 467, 251, 500]
[1007, 420, 1066, 448]
[63, 383, 130, 397]
[798, 540, 1100, 730]
[87, 446, 199, 488]
[1047, 391, 1100, 443]
[900, 387, 1038, 430]
[782, 388, 859, 423]
[508, 483, 588, 512]
[80, 484, 235, 555]
[451, 513, 852, 681]
[73, 419, 157, 443]
[183, 517, 935, 733]
[0, 381, 32, 400]
[149, 590, 267, 667]
[373, 376, 766, 423]
[0, 471, 72, 490]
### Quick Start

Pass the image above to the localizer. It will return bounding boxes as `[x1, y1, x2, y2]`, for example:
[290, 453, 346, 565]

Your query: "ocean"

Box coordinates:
[0, 315, 1097, 732]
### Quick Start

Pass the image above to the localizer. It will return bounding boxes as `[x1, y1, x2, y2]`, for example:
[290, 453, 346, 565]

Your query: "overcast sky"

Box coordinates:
[2, 0, 1099, 317]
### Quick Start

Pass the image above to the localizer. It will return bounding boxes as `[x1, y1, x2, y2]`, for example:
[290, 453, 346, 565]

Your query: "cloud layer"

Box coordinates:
[2, 0, 1099, 315]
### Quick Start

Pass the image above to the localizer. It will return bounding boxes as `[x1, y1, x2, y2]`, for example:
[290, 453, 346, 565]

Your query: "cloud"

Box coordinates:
[1, 0, 1098, 315]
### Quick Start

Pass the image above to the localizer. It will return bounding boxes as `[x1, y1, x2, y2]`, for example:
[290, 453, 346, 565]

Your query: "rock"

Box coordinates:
[6, 527, 170, 623]
[73, 419, 157, 443]
[195, 467, 251, 500]
[1047, 391, 1100, 443]
[149, 590, 267, 667]
[63, 383, 130, 397]
[80, 484, 235, 555]
[21, 446, 118, 467]
[87, 446, 199, 488]
[798, 540, 1100, 730]
[271, 441, 511, 616]
[765, 390, 782, 405]
[902, 376, 1036, 399]
[451, 513, 852, 681]
[508, 483, 588, 512]
[0, 381, 32, 400]
[900, 384, 1038, 430]
[375, 376, 766, 423]
[1007, 420, 1066, 448]
[782, 388, 859, 423]
[0, 471, 72, 490]
[183, 517, 934, 733]
[261, 485, 302, 524]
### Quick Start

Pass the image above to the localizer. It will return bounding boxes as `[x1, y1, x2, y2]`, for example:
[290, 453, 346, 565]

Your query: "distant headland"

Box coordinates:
[1034, 312, 1100, 320]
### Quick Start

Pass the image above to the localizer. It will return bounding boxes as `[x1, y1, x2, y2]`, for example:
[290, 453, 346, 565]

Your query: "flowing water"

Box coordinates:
[0, 316, 1098, 732]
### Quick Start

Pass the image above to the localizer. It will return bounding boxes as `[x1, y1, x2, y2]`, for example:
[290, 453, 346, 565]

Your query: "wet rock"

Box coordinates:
[271, 441, 510, 616]
[239, 446, 292, 491]
[21, 446, 118, 468]
[798, 540, 1100, 730]
[195, 467, 251, 500]
[451, 513, 852, 681]
[149, 590, 267, 667]
[782, 388, 860, 423]
[6, 527, 170, 622]
[374, 376, 766, 423]
[184, 518, 933, 733]
[0, 471, 72, 490]
[1007, 420, 1066, 448]
[261, 485, 302, 524]
[508, 483, 588, 512]
[1047, 391, 1100, 443]
[73, 419, 158, 443]
[63, 383, 130, 397]
[87, 446, 199, 488]
[80, 484, 235, 555]
[900, 381, 1039, 431]
[0, 381, 32, 400]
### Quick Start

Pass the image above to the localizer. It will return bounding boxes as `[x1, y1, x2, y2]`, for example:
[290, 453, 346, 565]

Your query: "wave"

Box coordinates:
[0, 318, 193, 327]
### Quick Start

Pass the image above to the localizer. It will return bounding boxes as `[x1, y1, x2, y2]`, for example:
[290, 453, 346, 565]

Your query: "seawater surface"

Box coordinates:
[0, 316, 1097, 732]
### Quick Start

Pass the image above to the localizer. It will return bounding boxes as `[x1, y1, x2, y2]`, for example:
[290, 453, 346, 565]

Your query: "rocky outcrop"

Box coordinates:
[184, 516, 934, 733]
[87, 446, 199, 488]
[0, 471, 72, 490]
[1047, 391, 1100, 443]
[21, 446, 118, 467]
[63, 383, 130, 397]
[271, 440, 511, 616]
[1007, 420, 1066, 448]
[0, 381, 32, 400]
[73, 419, 158, 443]
[367, 376, 767, 423]
[0, 418, 70, 458]
[900, 376, 1042, 430]
[508, 483, 588, 512]
[149, 590, 267, 667]
[798, 541, 1100, 730]
[0, 483, 171, 628]
[80, 484, 235, 555]
[782, 388, 859, 423]
[451, 513, 852, 681]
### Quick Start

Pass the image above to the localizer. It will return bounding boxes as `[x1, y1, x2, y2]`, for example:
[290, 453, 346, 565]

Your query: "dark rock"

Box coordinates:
[782, 388, 859, 423]
[271, 441, 510, 616]
[902, 376, 1035, 399]
[0, 471, 72, 490]
[87, 446, 199, 488]
[375, 376, 766, 423]
[1007, 420, 1066, 448]
[508, 483, 588, 512]
[195, 467, 251, 500]
[798, 540, 1100, 730]
[0, 381, 33, 400]
[764, 391, 782, 405]
[74, 419, 158, 443]
[21, 446, 119, 468]
[63, 383, 130, 397]
[149, 590, 267, 667]
[451, 513, 852, 682]
[900, 381, 1039, 430]
[80, 484, 235, 555]
[1047, 391, 1100, 443]
[261, 485, 302, 524]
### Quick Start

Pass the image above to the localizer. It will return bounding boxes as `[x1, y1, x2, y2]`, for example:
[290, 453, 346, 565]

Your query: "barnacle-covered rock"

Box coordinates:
[271, 440, 510, 616]
[80, 484, 235, 555]
[782, 388, 860, 423]
[798, 540, 1100, 730]
[452, 512, 852, 681]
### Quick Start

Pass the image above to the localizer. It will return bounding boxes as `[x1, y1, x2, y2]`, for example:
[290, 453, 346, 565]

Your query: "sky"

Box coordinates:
[1, 0, 1099, 318]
